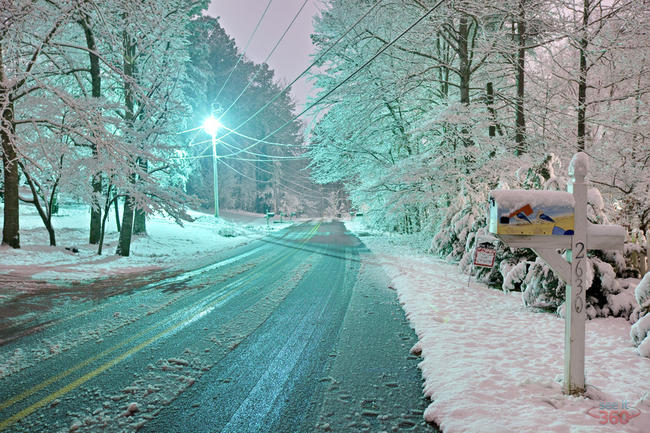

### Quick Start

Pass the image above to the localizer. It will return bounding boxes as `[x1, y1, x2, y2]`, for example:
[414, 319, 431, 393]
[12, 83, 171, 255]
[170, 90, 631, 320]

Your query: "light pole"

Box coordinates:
[202, 115, 221, 218]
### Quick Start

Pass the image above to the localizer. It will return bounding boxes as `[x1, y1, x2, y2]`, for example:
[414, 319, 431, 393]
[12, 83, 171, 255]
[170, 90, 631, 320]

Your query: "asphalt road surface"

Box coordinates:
[0, 221, 439, 432]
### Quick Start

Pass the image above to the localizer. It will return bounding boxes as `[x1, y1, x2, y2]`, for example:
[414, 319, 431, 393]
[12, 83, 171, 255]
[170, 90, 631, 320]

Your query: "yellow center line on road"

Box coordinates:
[0, 222, 321, 431]
[0, 224, 319, 413]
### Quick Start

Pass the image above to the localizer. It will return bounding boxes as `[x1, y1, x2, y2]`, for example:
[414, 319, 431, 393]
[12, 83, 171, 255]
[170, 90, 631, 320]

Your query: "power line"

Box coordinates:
[218, 138, 307, 160]
[212, 0, 274, 104]
[173, 142, 308, 162]
[172, 145, 323, 199]
[231, 153, 324, 196]
[218, 157, 324, 201]
[216, 147, 323, 196]
[213, 0, 383, 148]
[231, 156, 314, 193]
[220, 124, 305, 148]
[218, 157, 270, 183]
[187, 133, 303, 150]
[217, 0, 445, 159]
[217, 0, 309, 121]
[181, 1, 381, 153]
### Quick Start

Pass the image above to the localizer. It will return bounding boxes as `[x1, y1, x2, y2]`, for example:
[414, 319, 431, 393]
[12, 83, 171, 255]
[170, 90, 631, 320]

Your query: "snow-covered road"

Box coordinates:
[0, 221, 436, 432]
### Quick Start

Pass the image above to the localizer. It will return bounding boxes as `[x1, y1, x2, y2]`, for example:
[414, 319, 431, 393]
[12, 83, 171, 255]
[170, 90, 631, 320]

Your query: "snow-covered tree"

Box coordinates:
[1, 0, 82, 248]
[308, 0, 649, 320]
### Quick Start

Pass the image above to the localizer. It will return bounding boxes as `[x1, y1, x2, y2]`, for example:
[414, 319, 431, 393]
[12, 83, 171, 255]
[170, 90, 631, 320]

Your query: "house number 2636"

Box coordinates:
[573, 241, 586, 313]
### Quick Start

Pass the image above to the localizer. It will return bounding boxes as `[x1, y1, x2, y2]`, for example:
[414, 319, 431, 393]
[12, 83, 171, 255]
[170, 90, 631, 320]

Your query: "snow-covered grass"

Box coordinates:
[347, 220, 650, 433]
[0, 202, 275, 284]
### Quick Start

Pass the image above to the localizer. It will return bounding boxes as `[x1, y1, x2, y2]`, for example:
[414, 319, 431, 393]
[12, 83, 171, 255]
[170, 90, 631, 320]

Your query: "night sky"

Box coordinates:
[207, 0, 322, 111]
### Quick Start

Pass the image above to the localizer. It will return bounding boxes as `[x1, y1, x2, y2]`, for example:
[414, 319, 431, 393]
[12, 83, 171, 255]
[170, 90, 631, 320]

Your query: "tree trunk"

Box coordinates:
[458, 15, 471, 106]
[81, 16, 103, 244]
[97, 209, 108, 255]
[514, 0, 527, 155]
[98, 185, 115, 255]
[133, 208, 146, 234]
[436, 34, 449, 100]
[116, 27, 136, 256]
[486, 82, 503, 138]
[577, 0, 590, 151]
[114, 197, 121, 232]
[21, 168, 56, 246]
[1, 98, 19, 249]
[116, 194, 135, 256]
[133, 158, 147, 234]
[456, 14, 474, 154]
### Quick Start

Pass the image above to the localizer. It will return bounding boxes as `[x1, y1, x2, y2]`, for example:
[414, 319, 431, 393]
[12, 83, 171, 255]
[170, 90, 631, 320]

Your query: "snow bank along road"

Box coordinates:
[0, 221, 438, 432]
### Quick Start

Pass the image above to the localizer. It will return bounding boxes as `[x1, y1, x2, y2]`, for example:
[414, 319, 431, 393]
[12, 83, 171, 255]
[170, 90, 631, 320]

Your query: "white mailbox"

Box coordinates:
[488, 153, 624, 396]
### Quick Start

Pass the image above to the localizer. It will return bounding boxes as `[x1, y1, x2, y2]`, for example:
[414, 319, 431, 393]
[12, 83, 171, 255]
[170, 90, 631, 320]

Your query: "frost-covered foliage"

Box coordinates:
[633, 273, 650, 317]
[1, 0, 212, 251]
[493, 156, 638, 319]
[631, 286, 650, 358]
[630, 272, 650, 358]
[306, 1, 648, 320]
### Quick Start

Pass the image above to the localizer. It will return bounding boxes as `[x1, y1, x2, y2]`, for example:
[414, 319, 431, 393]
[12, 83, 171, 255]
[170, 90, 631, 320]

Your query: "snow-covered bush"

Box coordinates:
[432, 201, 479, 263]
[522, 257, 567, 311]
[631, 272, 650, 323]
[427, 152, 641, 320]
[630, 273, 650, 357]
[631, 311, 650, 358]
[636, 272, 650, 308]
[500, 259, 529, 292]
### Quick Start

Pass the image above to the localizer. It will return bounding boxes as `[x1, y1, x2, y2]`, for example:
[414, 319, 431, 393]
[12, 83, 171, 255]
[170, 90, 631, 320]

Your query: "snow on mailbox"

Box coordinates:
[489, 190, 575, 236]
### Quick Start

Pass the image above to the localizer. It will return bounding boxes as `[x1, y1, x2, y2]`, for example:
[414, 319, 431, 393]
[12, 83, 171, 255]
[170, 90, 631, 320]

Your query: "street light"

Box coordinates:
[202, 115, 222, 218]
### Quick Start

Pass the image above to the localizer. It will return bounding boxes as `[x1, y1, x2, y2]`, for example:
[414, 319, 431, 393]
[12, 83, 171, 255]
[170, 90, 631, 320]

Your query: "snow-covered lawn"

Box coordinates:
[346, 220, 650, 433]
[0, 202, 274, 284]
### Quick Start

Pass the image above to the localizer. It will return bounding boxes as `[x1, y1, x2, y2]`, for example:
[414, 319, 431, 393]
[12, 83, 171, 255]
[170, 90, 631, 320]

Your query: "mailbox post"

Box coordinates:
[565, 155, 588, 396]
[489, 152, 625, 395]
[265, 212, 275, 228]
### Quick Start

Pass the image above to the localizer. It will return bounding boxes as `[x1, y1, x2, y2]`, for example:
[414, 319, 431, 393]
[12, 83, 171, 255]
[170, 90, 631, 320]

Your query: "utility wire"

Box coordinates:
[217, 0, 445, 159]
[213, 0, 274, 104]
[185, 137, 308, 161]
[218, 0, 309, 121]
[204, 143, 322, 196]
[213, 0, 383, 147]
[218, 138, 307, 160]
[187, 130, 304, 149]
[220, 124, 305, 148]
[218, 157, 324, 200]
[172, 144, 322, 197]
[218, 157, 271, 183]
[173, 141, 308, 162]
[225, 163, 324, 200]
[179, 1, 380, 150]
[235, 156, 322, 195]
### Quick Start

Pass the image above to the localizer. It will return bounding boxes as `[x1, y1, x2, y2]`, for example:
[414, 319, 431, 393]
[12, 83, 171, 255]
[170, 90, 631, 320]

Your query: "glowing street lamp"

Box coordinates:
[202, 115, 222, 217]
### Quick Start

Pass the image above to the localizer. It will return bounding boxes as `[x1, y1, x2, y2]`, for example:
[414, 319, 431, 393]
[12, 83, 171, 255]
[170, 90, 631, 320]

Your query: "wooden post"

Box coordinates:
[565, 152, 588, 395]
